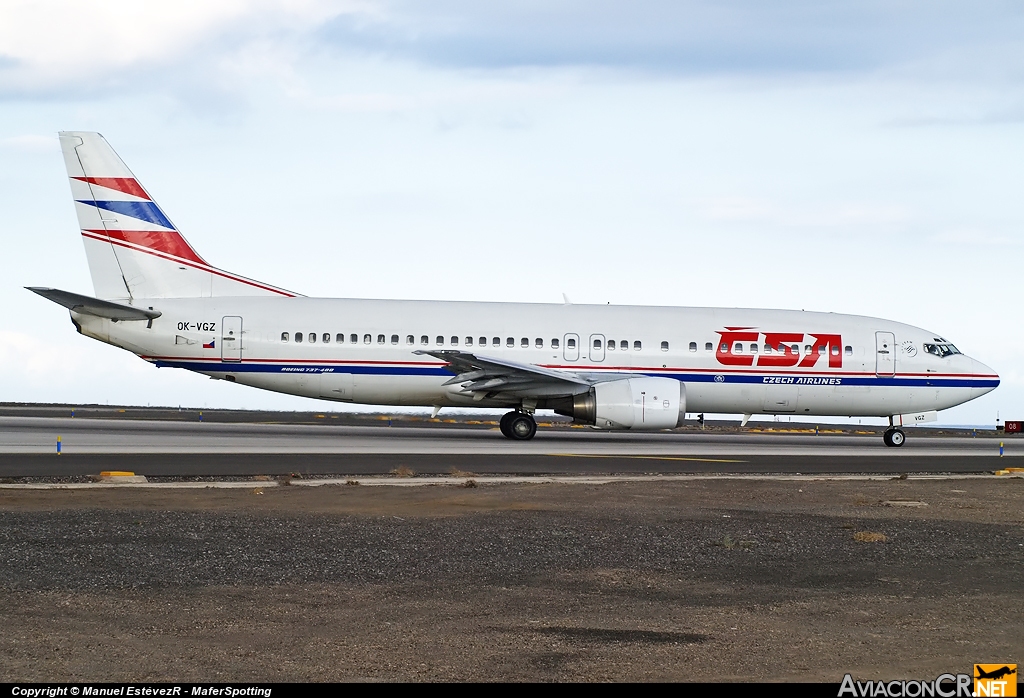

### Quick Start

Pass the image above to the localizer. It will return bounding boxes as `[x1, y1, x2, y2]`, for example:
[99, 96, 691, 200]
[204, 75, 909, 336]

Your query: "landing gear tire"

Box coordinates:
[499, 412, 515, 438]
[883, 428, 905, 447]
[507, 412, 537, 441]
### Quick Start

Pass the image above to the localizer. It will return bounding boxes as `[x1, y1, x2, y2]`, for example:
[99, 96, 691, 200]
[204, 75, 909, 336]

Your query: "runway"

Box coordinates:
[0, 416, 1019, 477]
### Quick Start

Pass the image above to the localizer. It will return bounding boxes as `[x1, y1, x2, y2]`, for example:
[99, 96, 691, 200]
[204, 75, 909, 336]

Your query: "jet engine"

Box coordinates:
[556, 377, 686, 430]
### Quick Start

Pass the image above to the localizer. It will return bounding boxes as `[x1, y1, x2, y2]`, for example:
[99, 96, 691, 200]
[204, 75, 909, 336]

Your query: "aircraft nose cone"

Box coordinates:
[971, 357, 999, 396]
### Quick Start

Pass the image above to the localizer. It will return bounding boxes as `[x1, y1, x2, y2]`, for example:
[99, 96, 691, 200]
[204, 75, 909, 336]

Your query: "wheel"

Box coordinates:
[889, 428, 905, 447]
[507, 413, 537, 441]
[883, 429, 893, 447]
[499, 411, 515, 438]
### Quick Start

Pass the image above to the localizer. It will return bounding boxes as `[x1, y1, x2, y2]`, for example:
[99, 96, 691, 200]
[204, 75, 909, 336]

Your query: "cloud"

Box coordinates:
[320, 1, 1024, 78]
[0, 0, 370, 98]
[3, 1, 1024, 102]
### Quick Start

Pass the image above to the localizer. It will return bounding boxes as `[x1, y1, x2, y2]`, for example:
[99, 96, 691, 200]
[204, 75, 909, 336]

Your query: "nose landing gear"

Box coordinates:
[500, 411, 537, 440]
[883, 427, 905, 447]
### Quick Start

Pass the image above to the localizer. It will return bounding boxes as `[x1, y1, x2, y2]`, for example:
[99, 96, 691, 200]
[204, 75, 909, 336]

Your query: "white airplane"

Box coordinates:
[29, 132, 999, 446]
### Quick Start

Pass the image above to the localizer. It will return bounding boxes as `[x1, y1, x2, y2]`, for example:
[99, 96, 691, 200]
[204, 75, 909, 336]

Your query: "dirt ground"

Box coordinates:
[1, 477, 1022, 682]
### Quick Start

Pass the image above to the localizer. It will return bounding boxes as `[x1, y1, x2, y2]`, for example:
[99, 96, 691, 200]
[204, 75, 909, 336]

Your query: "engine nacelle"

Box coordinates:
[566, 377, 685, 430]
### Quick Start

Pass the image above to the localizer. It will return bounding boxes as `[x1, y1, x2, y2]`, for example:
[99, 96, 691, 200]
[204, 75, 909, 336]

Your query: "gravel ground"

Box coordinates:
[1, 479, 1022, 682]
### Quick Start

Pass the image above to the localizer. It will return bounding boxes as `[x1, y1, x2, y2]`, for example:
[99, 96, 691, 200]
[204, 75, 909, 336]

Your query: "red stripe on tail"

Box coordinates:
[83, 229, 206, 264]
[72, 177, 150, 200]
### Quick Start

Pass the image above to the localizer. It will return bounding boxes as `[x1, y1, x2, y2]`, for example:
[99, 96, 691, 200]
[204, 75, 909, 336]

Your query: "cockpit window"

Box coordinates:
[923, 343, 961, 358]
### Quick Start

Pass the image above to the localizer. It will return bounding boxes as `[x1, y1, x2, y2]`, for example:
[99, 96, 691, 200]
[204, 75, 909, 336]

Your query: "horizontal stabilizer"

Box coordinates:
[26, 287, 161, 321]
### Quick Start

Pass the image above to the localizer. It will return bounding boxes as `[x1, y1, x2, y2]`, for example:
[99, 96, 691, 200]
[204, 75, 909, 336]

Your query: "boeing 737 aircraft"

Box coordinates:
[29, 132, 1000, 445]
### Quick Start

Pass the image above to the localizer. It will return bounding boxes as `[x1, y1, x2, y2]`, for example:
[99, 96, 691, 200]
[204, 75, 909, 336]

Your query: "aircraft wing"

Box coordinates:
[414, 349, 594, 398]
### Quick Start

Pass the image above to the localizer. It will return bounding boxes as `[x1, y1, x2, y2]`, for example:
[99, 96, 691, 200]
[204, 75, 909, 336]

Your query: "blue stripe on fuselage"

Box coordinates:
[149, 360, 999, 389]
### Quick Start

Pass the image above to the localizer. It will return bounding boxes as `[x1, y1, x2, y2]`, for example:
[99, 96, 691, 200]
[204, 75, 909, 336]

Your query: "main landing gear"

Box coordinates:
[883, 427, 906, 447]
[500, 411, 537, 441]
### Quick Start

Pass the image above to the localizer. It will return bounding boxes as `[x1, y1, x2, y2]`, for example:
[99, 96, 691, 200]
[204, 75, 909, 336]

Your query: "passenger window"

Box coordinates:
[705, 342, 713, 352]
[818, 345, 825, 355]
[831, 345, 839, 356]
[567, 338, 576, 349]
[607, 339, 616, 351]
[521, 337, 529, 348]
[391, 334, 399, 345]
[593, 338, 602, 350]
[845, 345, 853, 356]
[506, 337, 514, 347]
[689, 342, 697, 352]
[281, 332, 289, 342]
[336, 333, 344, 343]
[295, 332, 303, 343]
[436, 336, 444, 346]
[350, 334, 358, 344]
[492, 337, 500, 347]
[721, 343, 729, 352]
[750, 344, 757, 353]
[451, 336, 459, 346]
[308, 333, 316, 344]
[363, 334, 371, 344]
[763, 344, 772, 354]
[620, 340, 628, 351]
[791, 344, 799, 354]
[552, 338, 560, 349]
[734, 342, 743, 353]
[466, 337, 474, 346]
[535, 338, 543, 348]
[406, 335, 414, 345]
[804, 344, 812, 354]
[421, 335, 429, 345]
[633, 340, 641, 351]
[661, 341, 669, 352]
[377, 334, 385, 344]
[479, 337, 487, 346]
[322, 333, 330, 344]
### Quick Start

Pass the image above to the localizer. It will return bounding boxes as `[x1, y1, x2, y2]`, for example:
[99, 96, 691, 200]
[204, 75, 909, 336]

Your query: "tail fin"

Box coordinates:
[59, 132, 296, 300]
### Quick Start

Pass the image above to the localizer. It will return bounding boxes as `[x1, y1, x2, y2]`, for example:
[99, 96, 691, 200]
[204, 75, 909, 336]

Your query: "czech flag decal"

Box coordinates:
[203, 339, 215, 349]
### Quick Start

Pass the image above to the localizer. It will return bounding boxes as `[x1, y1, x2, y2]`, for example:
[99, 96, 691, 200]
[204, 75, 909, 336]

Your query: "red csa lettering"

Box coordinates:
[716, 330, 758, 366]
[799, 333, 843, 368]
[756, 333, 803, 367]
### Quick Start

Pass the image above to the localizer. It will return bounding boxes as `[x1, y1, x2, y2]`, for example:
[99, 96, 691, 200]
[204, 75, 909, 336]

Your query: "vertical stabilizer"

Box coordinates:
[58, 132, 296, 300]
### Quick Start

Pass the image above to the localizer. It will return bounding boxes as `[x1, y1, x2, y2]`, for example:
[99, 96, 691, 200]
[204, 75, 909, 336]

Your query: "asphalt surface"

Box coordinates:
[0, 416, 1019, 477]
[2, 480, 1021, 681]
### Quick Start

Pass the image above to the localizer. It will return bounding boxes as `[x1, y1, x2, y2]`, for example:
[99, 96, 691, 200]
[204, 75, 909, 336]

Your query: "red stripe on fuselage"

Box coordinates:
[84, 229, 206, 264]
[72, 177, 149, 199]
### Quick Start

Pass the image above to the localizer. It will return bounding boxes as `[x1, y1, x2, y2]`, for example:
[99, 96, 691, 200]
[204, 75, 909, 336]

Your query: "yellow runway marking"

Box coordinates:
[548, 453, 746, 464]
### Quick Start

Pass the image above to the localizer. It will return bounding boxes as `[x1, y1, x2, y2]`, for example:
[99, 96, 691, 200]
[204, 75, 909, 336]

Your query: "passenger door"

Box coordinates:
[221, 316, 242, 362]
[875, 331, 895, 376]
[589, 334, 606, 362]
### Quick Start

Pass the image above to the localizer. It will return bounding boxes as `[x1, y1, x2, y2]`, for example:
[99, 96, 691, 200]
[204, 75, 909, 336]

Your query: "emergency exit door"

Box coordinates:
[875, 331, 895, 376]
[222, 316, 242, 362]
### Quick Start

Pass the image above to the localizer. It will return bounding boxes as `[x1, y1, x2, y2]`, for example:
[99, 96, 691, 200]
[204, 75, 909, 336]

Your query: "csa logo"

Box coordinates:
[975, 664, 1017, 697]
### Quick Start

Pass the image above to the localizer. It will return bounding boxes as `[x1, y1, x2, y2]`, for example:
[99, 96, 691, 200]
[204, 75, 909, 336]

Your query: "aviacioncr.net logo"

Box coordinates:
[838, 673, 973, 697]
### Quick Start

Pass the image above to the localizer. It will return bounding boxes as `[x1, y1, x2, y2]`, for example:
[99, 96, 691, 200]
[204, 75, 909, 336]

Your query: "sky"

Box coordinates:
[1, 1, 1022, 424]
